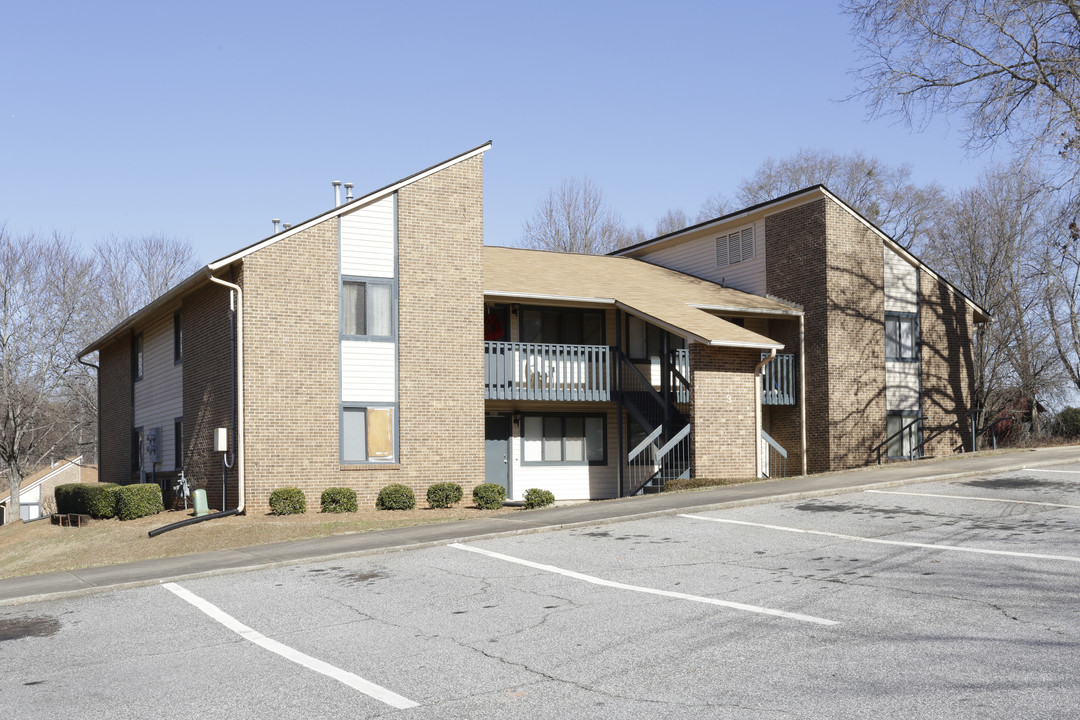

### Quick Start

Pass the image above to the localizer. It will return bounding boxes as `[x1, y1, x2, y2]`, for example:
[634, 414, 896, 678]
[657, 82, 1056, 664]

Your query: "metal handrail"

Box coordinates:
[874, 414, 922, 464]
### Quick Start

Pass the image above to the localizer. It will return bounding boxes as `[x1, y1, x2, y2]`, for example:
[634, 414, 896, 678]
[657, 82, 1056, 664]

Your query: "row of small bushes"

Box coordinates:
[54, 483, 165, 521]
[267, 483, 557, 515]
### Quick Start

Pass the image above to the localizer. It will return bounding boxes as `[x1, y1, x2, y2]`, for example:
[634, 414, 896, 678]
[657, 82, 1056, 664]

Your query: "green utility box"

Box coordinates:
[193, 489, 209, 517]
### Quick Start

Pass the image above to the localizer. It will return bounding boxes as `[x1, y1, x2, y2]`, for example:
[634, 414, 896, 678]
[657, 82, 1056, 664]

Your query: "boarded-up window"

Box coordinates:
[366, 408, 394, 459]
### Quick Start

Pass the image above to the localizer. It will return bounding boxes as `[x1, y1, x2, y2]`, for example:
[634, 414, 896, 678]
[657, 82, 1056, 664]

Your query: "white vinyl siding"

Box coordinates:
[886, 361, 920, 411]
[507, 405, 618, 501]
[884, 246, 919, 313]
[133, 313, 183, 470]
[341, 341, 396, 403]
[341, 195, 395, 278]
[716, 226, 754, 267]
[633, 219, 767, 295]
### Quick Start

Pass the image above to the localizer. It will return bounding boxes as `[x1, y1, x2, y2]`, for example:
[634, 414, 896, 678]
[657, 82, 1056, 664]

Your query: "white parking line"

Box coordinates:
[679, 514, 1080, 564]
[449, 542, 838, 626]
[867, 489, 1080, 510]
[162, 583, 418, 709]
[1027, 468, 1080, 475]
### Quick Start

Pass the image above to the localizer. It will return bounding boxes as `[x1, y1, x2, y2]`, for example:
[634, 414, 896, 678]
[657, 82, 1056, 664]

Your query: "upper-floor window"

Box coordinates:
[716, 226, 754, 267]
[885, 313, 917, 360]
[342, 280, 394, 339]
[520, 306, 604, 345]
[173, 311, 182, 364]
[132, 333, 144, 381]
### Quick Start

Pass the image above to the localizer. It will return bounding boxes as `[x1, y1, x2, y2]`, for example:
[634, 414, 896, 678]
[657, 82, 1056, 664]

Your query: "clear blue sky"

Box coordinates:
[2, 1, 997, 263]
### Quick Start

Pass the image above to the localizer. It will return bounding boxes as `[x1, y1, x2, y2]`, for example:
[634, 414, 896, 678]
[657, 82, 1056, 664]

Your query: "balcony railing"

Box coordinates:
[484, 341, 611, 401]
[760, 352, 796, 405]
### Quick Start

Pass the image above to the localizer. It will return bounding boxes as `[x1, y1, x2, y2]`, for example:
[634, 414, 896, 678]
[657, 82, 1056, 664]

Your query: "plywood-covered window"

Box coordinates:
[342, 406, 396, 463]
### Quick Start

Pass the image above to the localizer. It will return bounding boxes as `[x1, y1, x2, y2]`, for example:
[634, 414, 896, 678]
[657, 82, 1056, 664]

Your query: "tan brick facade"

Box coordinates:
[690, 345, 758, 478]
[919, 268, 976, 455]
[98, 337, 133, 484]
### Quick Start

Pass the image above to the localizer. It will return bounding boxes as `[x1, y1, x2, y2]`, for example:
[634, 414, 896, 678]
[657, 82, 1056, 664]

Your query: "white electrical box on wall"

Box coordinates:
[214, 428, 229, 453]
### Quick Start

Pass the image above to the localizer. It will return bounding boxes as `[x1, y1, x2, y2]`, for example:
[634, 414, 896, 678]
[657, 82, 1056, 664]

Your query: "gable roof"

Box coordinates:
[0, 457, 83, 505]
[484, 246, 801, 349]
[612, 185, 991, 323]
[79, 142, 493, 357]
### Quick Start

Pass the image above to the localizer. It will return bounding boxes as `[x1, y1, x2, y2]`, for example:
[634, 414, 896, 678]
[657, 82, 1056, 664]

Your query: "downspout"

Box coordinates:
[799, 314, 807, 476]
[754, 349, 776, 478]
[206, 268, 245, 514]
[77, 354, 100, 468]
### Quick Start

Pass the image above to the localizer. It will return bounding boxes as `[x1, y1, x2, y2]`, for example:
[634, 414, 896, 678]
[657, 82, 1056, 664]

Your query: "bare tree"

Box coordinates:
[521, 177, 632, 254]
[844, 0, 1080, 176]
[925, 162, 1064, 427]
[735, 148, 945, 249]
[0, 230, 96, 523]
[653, 208, 691, 236]
[93, 234, 199, 329]
[697, 193, 729, 223]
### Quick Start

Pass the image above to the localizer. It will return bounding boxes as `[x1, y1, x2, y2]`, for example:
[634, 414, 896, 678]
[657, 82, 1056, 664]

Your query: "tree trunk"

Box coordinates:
[6, 464, 22, 525]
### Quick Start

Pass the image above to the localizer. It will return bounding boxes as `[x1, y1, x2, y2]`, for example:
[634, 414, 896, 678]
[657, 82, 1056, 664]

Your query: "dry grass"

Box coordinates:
[0, 502, 520, 581]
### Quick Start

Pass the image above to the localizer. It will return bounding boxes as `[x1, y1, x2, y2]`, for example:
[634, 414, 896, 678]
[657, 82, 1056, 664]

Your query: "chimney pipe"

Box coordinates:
[344, 182, 354, 202]
[332, 180, 342, 207]
[272, 218, 281, 233]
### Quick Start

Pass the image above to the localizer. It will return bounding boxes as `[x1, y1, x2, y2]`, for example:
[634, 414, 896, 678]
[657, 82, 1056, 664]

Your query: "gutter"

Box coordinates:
[205, 268, 245, 514]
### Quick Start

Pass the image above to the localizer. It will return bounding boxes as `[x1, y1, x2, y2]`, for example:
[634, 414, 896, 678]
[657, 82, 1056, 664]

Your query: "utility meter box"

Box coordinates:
[144, 427, 162, 463]
[214, 428, 229, 453]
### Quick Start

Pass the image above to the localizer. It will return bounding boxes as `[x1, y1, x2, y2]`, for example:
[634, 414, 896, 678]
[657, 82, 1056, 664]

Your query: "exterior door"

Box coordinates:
[485, 414, 510, 491]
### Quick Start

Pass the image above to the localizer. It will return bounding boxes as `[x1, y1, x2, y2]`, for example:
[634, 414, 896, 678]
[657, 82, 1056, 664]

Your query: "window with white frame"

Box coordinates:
[342, 406, 396, 463]
[342, 280, 394, 338]
[522, 414, 606, 465]
[885, 313, 917, 360]
[715, 226, 754, 267]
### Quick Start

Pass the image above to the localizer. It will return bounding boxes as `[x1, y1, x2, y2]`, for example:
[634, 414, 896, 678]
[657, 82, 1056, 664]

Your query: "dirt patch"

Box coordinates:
[0, 503, 520, 581]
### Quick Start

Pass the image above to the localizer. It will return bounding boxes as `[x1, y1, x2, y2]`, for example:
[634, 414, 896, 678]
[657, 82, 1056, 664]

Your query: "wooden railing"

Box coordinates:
[484, 342, 611, 401]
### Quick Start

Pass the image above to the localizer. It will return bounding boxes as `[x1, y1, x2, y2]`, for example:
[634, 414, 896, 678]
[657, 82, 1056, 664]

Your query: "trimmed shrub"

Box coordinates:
[523, 488, 555, 509]
[85, 485, 120, 519]
[321, 487, 358, 513]
[376, 484, 415, 510]
[1057, 407, 1080, 438]
[269, 487, 307, 515]
[472, 483, 506, 510]
[54, 483, 84, 514]
[114, 484, 164, 521]
[426, 482, 463, 509]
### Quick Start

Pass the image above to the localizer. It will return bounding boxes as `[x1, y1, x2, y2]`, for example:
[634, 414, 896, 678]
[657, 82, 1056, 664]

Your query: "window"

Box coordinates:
[174, 418, 183, 471]
[342, 280, 394, 338]
[132, 333, 144, 381]
[626, 316, 685, 361]
[522, 414, 606, 465]
[173, 311, 182, 364]
[520, 307, 604, 345]
[885, 314, 917, 360]
[886, 412, 920, 459]
[132, 427, 143, 472]
[342, 406, 396, 463]
[715, 226, 754, 267]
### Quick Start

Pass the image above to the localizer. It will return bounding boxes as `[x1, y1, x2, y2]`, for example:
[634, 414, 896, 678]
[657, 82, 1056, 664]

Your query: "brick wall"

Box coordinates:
[98, 337, 133, 484]
[237, 154, 486, 511]
[765, 199, 832, 472]
[920, 268, 976, 455]
[182, 279, 237, 510]
[690, 345, 758, 478]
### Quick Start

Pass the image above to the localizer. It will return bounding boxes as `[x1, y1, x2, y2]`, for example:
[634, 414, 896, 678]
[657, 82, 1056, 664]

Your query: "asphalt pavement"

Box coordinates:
[3, 445, 1079, 606]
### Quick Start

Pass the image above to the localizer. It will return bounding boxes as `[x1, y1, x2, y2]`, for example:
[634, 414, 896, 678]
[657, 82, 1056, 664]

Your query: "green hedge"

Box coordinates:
[472, 483, 506, 510]
[321, 487, 358, 513]
[269, 487, 307, 515]
[114, 484, 164, 520]
[376, 484, 415, 510]
[523, 488, 556, 509]
[426, 482, 463, 509]
[54, 483, 120, 518]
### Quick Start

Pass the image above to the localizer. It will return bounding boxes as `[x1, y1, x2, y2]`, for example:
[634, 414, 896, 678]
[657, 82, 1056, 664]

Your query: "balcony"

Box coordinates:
[484, 341, 611, 401]
[761, 353, 796, 405]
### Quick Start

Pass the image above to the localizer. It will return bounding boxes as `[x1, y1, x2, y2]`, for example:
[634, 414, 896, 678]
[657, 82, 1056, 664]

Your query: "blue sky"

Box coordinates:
[2, 1, 997, 263]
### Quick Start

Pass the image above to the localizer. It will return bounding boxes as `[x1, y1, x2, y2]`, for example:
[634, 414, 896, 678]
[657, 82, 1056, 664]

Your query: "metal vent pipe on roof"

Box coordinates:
[345, 182, 353, 202]
[272, 218, 281, 233]
[283, 222, 292, 230]
[332, 180, 342, 207]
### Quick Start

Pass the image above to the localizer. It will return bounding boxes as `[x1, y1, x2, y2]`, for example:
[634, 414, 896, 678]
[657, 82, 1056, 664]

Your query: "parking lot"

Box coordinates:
[4, 463, 1080, 719]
